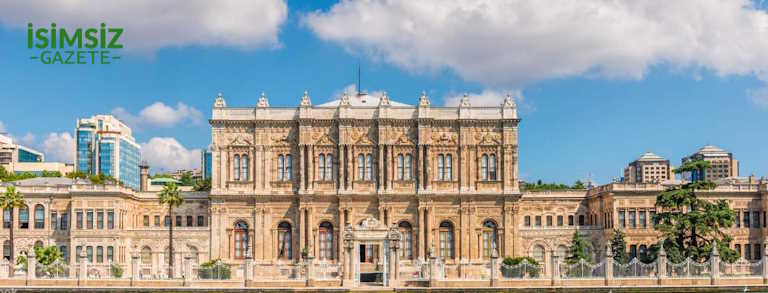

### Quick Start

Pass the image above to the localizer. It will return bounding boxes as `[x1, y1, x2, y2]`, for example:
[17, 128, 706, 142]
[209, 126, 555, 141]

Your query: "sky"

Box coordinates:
[0, 0, 766, 183]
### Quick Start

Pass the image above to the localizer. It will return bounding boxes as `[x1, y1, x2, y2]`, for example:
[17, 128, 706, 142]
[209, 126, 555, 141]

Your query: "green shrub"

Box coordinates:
[110, 263, 124, 278]
[501, 256, 540, 278]
[198, 259, 230, 280]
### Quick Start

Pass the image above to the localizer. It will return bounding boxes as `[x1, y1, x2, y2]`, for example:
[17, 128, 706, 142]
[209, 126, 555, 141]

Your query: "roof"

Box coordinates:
[150, 177, 181, 184]
[636, 152, 665, 162]
[317, 93, 410, 107]
[696, 144, 727, 154]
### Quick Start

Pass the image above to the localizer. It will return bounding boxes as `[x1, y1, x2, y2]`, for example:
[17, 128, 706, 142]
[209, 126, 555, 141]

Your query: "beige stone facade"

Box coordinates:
[0, 92, 767, 287]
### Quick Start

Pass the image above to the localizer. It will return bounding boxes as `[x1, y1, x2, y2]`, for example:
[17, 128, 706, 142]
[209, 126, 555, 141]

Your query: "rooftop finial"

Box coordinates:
[214, 91, 227, 108]
[257, 92, 269, 108]
[339, 91, 351, 107]
[300, 90, 312, 107]
[502, 93, 516, 108]
[418, 90, 430, 107]
[379, 91, 391, 106]
[459, 93, 471, 107]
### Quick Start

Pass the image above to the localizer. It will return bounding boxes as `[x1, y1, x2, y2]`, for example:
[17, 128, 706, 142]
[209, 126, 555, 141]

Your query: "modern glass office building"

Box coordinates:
[201, 148, 212, 180]
[75, 115, 141, 190]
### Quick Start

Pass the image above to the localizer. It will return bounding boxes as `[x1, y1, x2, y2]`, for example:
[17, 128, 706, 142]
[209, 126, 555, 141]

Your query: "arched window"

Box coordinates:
[357, 154, 365, 180]
[140, 247, 152, 264]
[489, 154, 497, 180]
[19, 206, 29, 229]
[234, 154, 241, 181]
[437, 155, 444, 180]
[234, 221, 249, 259]
[278, 221, 292, 260]
[404, 155, 412, 180]
[439, 221, 454, 259]
[531, 245, 545, 266]
[318, 154, 326, 180]
[285, 155, 292, 180]
[397, 154, 404, 180]
[34, 204, 45, 229]
[325, 154, 333, 180]
[278, 155, 285, 180]
[319, 221, 333, 260]
[445, 155, 452, 180]
[482, 220, 498, 259]
[2, 240, 8, 260]
[241, 154, 249, 181]
[365, 154, 373, 180]
[188, 246, 199, 265]
[399, 221, 413, 260]
[557, 245, 568, 263]
[481, 155, 488, 180]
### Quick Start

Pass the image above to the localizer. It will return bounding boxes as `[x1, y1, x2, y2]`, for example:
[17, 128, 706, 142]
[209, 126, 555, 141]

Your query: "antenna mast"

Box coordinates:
[357, 59, 361, 95]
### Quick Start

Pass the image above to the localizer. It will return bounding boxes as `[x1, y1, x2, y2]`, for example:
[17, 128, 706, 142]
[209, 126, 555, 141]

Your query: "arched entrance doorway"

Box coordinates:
[342, 217, 401, 287]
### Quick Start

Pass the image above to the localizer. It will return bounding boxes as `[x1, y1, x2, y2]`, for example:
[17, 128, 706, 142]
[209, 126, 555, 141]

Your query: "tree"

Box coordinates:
[653, 159, 738, 263]
[565, 231, 590, 264]
[159, 182, 184, 278]
[572, 180, 585, 189]
[65, 171, 89, 179]
[193, 179, 211, 191]
[180, 171, 195, 186]
[0, 186, 27, 273]
[0, 165, 8, 180]
[610, 229, 629, 264]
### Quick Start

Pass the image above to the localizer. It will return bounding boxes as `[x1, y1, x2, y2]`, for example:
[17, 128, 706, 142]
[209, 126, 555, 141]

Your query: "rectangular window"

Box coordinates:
[546, 215, 553, 227]
[744, 211, 750, 228]
[154, 215, 161, 227]
[629, 209, 636, 228]
[754, 211, 760, 228]
[557, 215, 563, 226]
[578, 215, 585, 226]
[165, 216, 171, 227]
[639, 210, 647, 229]
[19, 208, 29, 229]
[76, 211, 83, 229]
[51, 212, 58, 230]
[197, 216, 205, 227]
[629, 245, 637, 259]
[107, 211, 114, 229]
[96, 246, 103, 263]
[746, 245, 752, 260]
[97, 211, 104, 229]
[764, 211, 767, 228]
[86, 246, 93, 263]
[735, 244, 742, 257]
[76, 246, 82, 263]
[87, 211, 94, 229]
[535, 216, 541, 227]
[618, 210, 626, 228]
[524, 216, 531, 227]
[186, 216, 193, 227]
[736, 210, 741, 228]
[756, 244, 762, 260]
[649, 209, 655, 226]
[143, 215, 150, 227]
[107, 246, 114, 262]
[568, 215, 574, 226]
[60, 213, 68, 230]
[176, 215, 182, 227]
[3, 209, 9, 229]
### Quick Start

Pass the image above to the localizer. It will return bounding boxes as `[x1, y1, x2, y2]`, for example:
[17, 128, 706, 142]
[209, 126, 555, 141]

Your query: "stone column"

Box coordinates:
[305, 255, 315, 287]
[345, 147, 352, 191]
[79, 249, 88, 285]
[338, 145, 345, 192]
[131, 251, 139, 285]
[386, 146, 392, 191]
[550, 249, 560, 286]
[490, 253, 499, 287]
[428, 255, 439, 287]
[299, 146, 306, 191]
[424, 146, 431, 190]
[378, 146, 384, 192]
[389, 242, 398, 287]
[344, 240, 353, 284]
[307, 146, 314, 191]
[27, 250, 36, 281]
[657, 243, 667, 285]
[763, 241, 768, 284]
[299, 208, 306, 260]
[710, 244, 720, 285]
[418, 207, 425, 261]
[604, 245, 613, 286]
[183, 254, 192, 286]
[417, 145, 424, 191]
[243, 251, 252, 287]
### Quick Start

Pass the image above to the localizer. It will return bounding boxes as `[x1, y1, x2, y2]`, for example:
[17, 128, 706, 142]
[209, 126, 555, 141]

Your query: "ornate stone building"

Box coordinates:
[0, 91, 767, 285]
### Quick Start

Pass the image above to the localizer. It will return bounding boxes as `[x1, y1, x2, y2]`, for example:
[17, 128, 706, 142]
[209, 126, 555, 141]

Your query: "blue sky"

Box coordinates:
[0, 0, 766, 183]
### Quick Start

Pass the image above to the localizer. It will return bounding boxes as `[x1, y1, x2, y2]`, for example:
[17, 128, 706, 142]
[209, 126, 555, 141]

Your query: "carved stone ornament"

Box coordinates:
[313, 132, 335, 145]
[229, 136, 252, 147]
[418, 90, 430, 107]
[474, 132, 501, 145]
[272, 133, 291, 145]
[300, 90, 311, 107]
[351, 129, 373, 145]
[396, 133, 413, 145]
[502, 94, 516, 108]
[358, 217, 380, 230]
[379, 91, 391, 107]
[257, 92, 269, 108]
[431, 132, 458, 145]
[214, 92, 227, 108]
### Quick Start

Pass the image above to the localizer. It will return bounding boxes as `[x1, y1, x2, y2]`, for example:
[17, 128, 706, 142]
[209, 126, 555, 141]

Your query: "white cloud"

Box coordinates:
[305, 1, 768, 89]
[0, 0, 287, 52]
[112, 102, 203, 129]
[20, 133, 36, 145]
[40, 132, 74, 163]
[330, 84, 386, 101]
[140, 137, 200, 173]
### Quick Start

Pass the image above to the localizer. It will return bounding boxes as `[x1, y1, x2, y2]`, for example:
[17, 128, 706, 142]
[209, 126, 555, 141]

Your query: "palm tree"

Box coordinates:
[0, 186, 26, 273]
[158, 182, 184, 278]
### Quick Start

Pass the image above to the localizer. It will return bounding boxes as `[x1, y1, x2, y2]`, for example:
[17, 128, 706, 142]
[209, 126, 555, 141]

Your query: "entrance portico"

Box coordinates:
[343, 217, 401, 287]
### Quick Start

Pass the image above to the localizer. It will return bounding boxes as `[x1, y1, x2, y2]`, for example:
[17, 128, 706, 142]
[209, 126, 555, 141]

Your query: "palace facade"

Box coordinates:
[1, 91, 767, 285]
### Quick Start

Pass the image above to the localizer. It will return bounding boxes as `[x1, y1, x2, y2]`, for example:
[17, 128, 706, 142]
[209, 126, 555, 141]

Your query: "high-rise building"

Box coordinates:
[682, 144, 739, 181]
[75, 115, 141, 189]
[201, 148, 212, 180]
[623, 152, 672, 183]
[0, 133, 44, 165]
